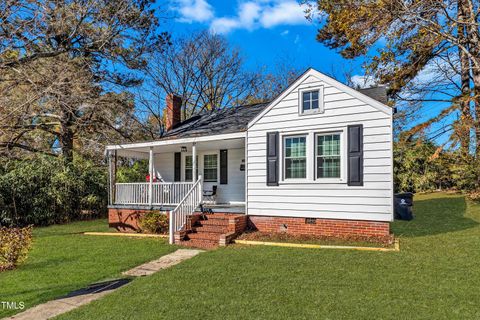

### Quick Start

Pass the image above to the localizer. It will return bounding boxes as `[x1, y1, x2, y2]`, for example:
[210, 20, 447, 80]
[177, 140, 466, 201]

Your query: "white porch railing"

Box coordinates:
[169, 175, 203, 244]
[152, 182, 194, 205]
[114, 182, 194, 206]
[115, 183, 149, 205]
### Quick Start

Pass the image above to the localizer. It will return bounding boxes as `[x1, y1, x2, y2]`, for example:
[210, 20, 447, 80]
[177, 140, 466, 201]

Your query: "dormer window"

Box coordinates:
[299, 87, 324, 114]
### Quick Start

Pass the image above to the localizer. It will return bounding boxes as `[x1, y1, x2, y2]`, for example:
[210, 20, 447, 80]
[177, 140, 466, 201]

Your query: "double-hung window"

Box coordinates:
[284, 136, 307, 179]
[302, 90, 319, 112]
[316, 133, 341, 179]
[203, 154, 218, 182]
[185, 155, 198, 182]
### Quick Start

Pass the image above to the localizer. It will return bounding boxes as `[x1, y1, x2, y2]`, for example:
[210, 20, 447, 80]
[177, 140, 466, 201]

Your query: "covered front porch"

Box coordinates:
[105, 133, 247, 244]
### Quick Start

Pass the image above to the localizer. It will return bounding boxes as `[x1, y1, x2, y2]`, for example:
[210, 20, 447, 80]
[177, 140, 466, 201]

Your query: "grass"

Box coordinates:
[0, 219, 176, 318]
[56, 193, 480, 320]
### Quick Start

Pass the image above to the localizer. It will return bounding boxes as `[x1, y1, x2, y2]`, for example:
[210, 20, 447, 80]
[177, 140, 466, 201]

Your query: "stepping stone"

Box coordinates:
[123, 249, 203, 277]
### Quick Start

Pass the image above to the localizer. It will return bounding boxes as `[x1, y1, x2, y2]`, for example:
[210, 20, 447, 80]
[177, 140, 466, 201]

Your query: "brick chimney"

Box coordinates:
[165, 94, 182, 131]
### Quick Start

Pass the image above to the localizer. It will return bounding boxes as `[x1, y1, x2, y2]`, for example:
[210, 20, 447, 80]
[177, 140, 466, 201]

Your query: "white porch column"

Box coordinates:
[108, 150, 117, 205]
[192, 142, 197, 182]
[169, 211, 174, 244]
[148, 147, 154, 206]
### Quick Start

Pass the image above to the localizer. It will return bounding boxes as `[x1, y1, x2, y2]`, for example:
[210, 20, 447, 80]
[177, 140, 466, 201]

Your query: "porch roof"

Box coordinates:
[106, 132, 246, 158]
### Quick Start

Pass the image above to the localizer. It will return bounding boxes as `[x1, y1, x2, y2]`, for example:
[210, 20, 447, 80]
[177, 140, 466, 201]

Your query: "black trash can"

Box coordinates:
[394, 192, 414, 220]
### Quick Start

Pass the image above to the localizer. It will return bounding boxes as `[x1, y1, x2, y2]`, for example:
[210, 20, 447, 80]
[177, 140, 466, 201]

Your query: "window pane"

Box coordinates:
[312, 91, 318, 100]
[302, 92, 311, 111]
[204, 154, 217, 181]
[284, 136, 307, 179]
[302, 99, 310, 111]
[185, 156, 192, 181]
[286, 159, 306, 179]
[317, 134, 341, 178]
[311, 99, 319, 109]
[303, 91, 310, 102]
[317, 157, 340, 178]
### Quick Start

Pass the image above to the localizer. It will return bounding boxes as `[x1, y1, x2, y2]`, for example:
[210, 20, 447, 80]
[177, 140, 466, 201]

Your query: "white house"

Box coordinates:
[105, 68, 394, 248]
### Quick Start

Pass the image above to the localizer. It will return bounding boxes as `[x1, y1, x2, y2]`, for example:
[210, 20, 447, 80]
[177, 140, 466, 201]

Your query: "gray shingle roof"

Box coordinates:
[357, 86, 388, 104]
[160, 85, 388, 141]
[162, 102, 269, 140]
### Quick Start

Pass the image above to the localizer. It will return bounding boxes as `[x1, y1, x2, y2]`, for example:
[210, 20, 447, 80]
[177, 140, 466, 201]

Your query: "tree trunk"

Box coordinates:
[457, 0, 471, 159]
[463, 0, 480, 186]
[59, 109, 74, 164]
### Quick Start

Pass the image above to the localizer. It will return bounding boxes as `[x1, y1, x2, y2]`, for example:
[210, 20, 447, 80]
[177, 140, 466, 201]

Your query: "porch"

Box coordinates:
[105, 133, 247, 244]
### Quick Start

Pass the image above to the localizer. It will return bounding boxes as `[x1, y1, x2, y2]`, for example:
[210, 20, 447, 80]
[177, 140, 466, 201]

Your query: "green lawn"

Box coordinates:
[0, 219, 176, 318]
[56, 193, 480, 320]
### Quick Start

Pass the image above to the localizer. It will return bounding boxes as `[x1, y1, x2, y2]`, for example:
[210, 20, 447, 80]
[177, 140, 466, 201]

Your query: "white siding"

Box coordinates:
[154, 148, 245, 204]
[246, 74, 393, 222]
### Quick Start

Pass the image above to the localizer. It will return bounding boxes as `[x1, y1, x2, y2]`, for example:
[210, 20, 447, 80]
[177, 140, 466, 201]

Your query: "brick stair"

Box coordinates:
[177, 213, 247, 249]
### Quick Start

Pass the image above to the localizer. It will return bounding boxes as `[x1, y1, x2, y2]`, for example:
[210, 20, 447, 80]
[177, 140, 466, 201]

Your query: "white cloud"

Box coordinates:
[209, 0, 309, 34]
[174, 0, 214, 23]
[211, 1, 261, 34]
[294, 34, 300, 44]
[280, 30, 289, 36]
[260, 1, 308, 28]
[351, 75, 376, 89]
[239, 2, 262, 28]
[210, 17, 240, 34]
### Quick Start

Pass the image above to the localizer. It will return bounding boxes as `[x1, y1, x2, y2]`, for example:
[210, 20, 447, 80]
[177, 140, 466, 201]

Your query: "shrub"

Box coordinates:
[138, 211, 168, 234]
[467, 190, 480, 203]
[0, 225, 33, 271]
[0, 155, 107, 227]
[116, 159, 148, 183]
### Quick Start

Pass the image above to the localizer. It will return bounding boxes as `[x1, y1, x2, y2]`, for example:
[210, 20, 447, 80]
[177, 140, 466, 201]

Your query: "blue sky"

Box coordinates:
[162, 0, 371, 86]
[158, 0, 458, 145]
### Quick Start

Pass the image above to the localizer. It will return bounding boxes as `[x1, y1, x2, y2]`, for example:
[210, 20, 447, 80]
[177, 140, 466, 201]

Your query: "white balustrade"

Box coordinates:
[169, 175, 203, 244]
[114, 182, 194, 206]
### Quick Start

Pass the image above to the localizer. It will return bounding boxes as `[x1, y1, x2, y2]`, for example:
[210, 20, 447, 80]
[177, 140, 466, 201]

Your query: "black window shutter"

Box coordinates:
[220, 149, 228, 184]
[347, 124, 364, 186]
[266, 132, 279, 186]
[174, 152, 181, 182]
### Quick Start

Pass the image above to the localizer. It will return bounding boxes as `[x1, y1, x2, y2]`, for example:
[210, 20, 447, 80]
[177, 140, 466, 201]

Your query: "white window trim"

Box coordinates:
[278, 128, 347, 185]
[298, 86, 324, 115]
[203, 153, 219, 182]
[314, 131, 346, 183]
[282, 134, 308, 182]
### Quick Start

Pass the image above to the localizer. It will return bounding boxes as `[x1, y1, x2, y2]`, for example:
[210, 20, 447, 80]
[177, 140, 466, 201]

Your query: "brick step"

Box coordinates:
[186, 232, 222, 241]
[192, 225, 228, 233]
[200, 214, 233, 220]
[196, 219, 229, 227]
[179, 239, 218, 249]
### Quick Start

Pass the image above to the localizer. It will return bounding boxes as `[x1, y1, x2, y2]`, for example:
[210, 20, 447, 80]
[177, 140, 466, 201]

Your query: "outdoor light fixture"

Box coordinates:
[181, 146, 187, 152]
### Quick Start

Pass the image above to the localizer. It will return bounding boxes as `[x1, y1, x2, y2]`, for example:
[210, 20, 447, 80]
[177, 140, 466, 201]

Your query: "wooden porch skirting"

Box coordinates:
[108, 207, 390, 238]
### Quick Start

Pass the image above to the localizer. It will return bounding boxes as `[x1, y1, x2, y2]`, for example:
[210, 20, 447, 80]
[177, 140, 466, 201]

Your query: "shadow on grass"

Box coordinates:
[391, 196, 479, 237]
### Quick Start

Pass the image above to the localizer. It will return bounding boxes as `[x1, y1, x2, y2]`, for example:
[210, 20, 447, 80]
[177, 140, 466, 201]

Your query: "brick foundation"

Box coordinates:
[108, 208, 153, 232]
[247, 216, 390, 238]
[109, 208, 390, 239]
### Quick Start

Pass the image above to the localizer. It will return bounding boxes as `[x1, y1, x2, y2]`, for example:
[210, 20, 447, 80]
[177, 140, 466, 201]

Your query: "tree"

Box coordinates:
[248, 60, 304, 103]
[305, 0, 480, 185]
[0, 0, 167, 162]
[394, 137, 454, 192]
[139, 31, 260, 137]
